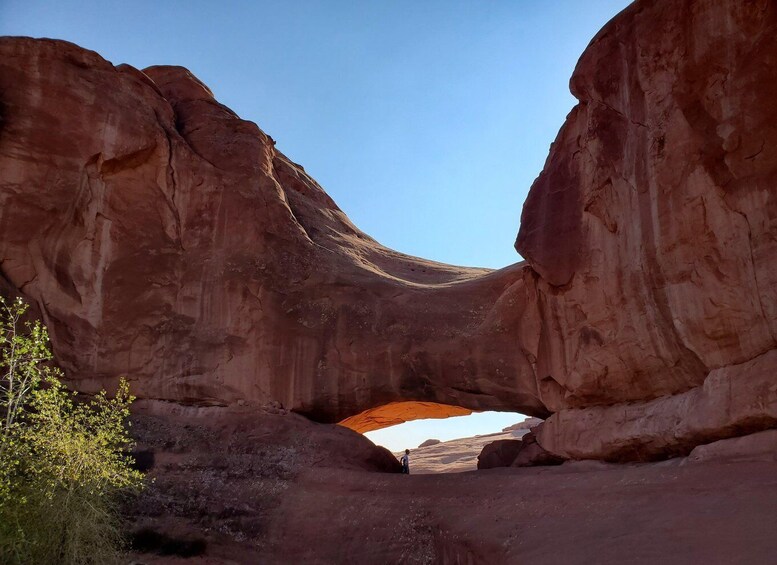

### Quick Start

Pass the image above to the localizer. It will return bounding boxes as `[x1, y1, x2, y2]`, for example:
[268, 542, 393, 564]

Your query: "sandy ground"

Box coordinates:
[392, 429, 529, 474]
[261, 459, 777, 564]
[127, 411, 777, 564]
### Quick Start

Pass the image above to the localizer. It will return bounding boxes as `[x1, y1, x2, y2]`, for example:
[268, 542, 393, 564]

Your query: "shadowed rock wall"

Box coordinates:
[519, 0, 777, 460]
[1, 0, 776, 461]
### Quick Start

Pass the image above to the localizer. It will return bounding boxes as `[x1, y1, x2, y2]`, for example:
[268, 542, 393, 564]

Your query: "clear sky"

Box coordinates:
[1, 0, 631, 269]
[364, 411, 526, 453]
[1, 1, 632, 450]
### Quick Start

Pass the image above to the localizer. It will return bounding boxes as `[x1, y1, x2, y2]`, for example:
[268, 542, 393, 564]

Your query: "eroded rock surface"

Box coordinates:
[0, 38, 548, 425]
[539, 350, 777, 461]
[340, 401, 472, 434]
[418, 438, 441, 448]
[477, 439, 523, 470]
[684, 430, 777, 464]
[1, 0, 777, 463]
[502, 416, 543, 432]
[126, 402, 401, 560]
[521, 0, 777, 459]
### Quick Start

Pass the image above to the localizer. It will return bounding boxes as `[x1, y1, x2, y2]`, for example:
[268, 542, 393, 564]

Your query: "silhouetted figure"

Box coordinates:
[400, 449, 410, 474]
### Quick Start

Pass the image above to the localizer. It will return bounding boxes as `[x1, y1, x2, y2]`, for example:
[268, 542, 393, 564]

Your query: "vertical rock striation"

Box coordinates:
[1, 0, 776, 461]
[517, 0, 777, 459]
[0, 37, 548, 426]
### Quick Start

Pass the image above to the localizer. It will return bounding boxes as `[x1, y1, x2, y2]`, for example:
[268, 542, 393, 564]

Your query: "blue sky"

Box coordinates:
[2, 0, 632, 449]
[365, 411, 524, 453]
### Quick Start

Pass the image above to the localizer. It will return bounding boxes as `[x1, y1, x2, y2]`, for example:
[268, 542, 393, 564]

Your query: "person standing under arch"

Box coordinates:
[400, 449, 410, 474]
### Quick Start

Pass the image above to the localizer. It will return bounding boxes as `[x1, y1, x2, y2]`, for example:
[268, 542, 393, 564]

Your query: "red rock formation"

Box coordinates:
[418, 438, 441, 448]
[520, 0, 777, 460]
[511, 428, 564, 467]
[0, 38, 548, 425]
[476, 439, 522, 470]
[684, 429, 777, 464]
[128, 404, 777, 563]
[340, 401, 471, 434]
[519, 0, 777, 411]
[501, 416, 543, 432]
[1, 0, 777, 463]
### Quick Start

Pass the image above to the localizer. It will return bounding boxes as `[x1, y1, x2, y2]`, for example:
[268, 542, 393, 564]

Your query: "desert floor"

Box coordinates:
[135, 458, 777, 564]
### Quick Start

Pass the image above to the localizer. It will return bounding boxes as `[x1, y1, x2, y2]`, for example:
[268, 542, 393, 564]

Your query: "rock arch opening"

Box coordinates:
[340, 401, 532, 473]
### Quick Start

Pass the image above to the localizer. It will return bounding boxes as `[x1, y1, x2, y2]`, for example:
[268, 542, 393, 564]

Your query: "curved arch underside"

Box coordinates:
[338, 401, 473, 434]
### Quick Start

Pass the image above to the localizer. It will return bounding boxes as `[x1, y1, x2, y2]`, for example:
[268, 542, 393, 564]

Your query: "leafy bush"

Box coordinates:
[0, 297, 143, 564]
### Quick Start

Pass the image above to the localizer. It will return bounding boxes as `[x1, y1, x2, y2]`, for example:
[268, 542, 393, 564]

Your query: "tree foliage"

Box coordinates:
[0, 297, 143, 564]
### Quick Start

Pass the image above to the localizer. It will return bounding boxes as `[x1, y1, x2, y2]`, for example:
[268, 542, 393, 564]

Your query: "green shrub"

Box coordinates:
[0, 297, 144, 564]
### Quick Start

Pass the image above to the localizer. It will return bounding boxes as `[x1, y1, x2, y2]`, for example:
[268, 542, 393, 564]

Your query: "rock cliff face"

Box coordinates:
[522, 0, 777, 407]
[0, 38, 549, 424]
[520, 0, 777, 460]
[1, 0, 776, 462]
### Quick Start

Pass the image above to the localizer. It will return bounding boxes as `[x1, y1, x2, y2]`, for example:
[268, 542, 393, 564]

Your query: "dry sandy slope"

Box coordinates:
[392, 429, 529, 474]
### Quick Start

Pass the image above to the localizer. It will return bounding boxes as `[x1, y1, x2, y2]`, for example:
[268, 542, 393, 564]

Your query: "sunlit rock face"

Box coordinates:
[339, 401, 472, 434]
[1, 0, 776, 462]
[0, 37, 550, 427]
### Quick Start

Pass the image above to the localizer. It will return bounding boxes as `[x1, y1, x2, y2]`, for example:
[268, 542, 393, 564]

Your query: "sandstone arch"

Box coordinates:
[0, 40, 551, 427]
[2, 0, 777, 461]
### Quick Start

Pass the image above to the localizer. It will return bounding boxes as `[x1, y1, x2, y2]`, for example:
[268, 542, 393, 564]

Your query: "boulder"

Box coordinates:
[502, 417, 544, 433]
[537, 350, 777, 461]
[418, 439, 441, 448]
[684, 429, 777, 464]
[477, 440, 523, 469]
[512, 428, 565, 467]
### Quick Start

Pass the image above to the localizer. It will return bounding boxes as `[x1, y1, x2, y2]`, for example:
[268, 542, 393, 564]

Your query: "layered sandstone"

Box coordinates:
[1, 0, 776, 463]
[0, 38, 549, 425]
[684, 429, 777, 464]
[520, 0, 777, 460]
[339, 401, 472, 434]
